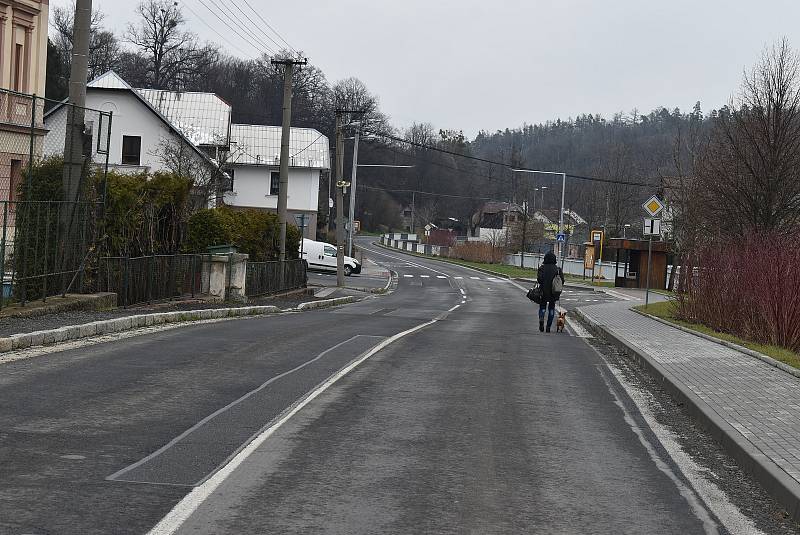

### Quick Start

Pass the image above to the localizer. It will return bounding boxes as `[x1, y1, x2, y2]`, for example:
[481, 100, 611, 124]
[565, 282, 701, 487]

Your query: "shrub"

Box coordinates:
[675, 232, 800, 352]
[447, 241, 506, 263]
[185, 207, 300, 261]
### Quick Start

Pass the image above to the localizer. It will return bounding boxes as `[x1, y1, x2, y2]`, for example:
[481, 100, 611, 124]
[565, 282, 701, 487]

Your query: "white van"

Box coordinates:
[300, 238, 362, 276]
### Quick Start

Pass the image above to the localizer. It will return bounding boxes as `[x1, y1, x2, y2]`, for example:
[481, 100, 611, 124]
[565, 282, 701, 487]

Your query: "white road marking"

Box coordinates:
[403, 274, 413, 278]
[603, 288, 638, 301]
[107, 335, 383, 484]
[436, 275, 447, 279]
[582, 338, 764, 535]
[362, 247, 451, 277]
[459, 289, 466, 295]
[470, 276, 480, 280]
[420, 275, 430, 278]
[566, 319, 593, 338]
[147, 314, 448, 535]
[454, 277, 464, 280]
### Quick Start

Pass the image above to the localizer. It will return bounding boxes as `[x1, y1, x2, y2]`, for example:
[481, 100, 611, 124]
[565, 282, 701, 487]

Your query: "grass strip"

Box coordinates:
[636, 301, 800, 370]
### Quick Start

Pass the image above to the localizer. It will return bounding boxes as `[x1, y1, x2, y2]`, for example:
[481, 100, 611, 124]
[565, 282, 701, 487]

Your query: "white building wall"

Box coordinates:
[224, 165, 320, 212]
[44, 90, 207, 175]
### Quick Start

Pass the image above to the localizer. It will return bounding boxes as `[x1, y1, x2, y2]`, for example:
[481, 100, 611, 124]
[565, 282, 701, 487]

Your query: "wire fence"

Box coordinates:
[245, 259, 307, 298]
[0, 89, 112, 306]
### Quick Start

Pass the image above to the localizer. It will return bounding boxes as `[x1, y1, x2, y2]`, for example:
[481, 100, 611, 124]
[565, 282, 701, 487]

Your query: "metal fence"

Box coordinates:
[98, 255, 204, 307]
[245, 259, 307, 298]
[0, 89, 112, 306]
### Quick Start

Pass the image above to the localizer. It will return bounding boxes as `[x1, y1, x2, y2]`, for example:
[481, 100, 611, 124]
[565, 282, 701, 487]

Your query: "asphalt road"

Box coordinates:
[0, 238, 738, 534]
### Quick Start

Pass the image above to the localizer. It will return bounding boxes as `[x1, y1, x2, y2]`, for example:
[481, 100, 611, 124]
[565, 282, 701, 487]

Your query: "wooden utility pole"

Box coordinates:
[271, 57, 307, 266]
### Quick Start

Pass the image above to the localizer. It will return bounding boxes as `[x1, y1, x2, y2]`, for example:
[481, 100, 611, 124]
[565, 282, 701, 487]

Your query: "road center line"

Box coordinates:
[147, 317, 447, 535]
[108, 335, 383, 484]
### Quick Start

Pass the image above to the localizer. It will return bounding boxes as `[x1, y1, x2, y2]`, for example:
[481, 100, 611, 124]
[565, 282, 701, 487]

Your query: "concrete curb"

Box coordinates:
[295, 296, 357, 311]
[4, 306, 282, 352]
[574, 306, 800, 521]
[632, 308, 800, 380]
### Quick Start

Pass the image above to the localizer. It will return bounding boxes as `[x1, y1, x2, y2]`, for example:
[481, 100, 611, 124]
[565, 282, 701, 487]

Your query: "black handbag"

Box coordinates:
[526, 284, 543, 304]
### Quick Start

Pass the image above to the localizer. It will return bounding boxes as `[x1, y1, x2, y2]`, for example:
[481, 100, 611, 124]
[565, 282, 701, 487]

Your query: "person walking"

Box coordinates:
[537, 251, 565, 333]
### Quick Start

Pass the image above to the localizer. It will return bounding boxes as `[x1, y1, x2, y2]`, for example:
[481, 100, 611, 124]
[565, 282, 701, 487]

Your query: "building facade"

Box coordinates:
[224, 124, 330, 239]
[0, 0, 48, 202]
[43, 71, 223, 206]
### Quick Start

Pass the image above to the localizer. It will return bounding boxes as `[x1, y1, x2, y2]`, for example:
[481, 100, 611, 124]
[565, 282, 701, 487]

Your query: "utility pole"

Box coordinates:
[335, 113, 345, 287]
[62, 0, 91, 227]
[271, 57, 307, 267]
[558, 172, 566, 261]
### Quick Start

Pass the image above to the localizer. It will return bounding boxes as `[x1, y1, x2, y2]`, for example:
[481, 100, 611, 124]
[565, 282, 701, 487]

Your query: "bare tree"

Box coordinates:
[332, 77, 391, 134]
[51, 5, 120, 79]
[700, 38, 800, 235]
[125, 0, 219, 90]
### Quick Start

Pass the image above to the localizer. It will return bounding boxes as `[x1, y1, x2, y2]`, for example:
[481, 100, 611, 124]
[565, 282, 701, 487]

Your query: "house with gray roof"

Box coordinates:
[43, 70, 227, 206]
[223, 124, 330, 239]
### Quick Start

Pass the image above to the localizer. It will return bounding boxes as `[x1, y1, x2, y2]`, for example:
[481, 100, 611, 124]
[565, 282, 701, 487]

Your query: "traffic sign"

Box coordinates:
[556, 232, 566, 242]
[643, 195, 664, 217]
[643, 218, 661, 236]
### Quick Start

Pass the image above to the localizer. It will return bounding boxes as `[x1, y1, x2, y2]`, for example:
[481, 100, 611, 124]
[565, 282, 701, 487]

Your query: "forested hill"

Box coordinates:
[466, 104, 707, 234]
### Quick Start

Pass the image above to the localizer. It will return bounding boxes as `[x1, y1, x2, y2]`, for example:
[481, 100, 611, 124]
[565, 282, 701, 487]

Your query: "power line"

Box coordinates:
[181, 1, 258, 60]
[193, 0, 276, 56]
[219, 0, 284, 52]
[358, 184, 492, 201]
[242, 0, 299, 55]
[366, 130, 656, 189]
[291, 132, 325, 158]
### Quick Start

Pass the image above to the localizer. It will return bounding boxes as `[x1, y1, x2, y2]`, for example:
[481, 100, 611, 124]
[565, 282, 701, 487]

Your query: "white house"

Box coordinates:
[224, 124, 330, 239]
[43, 71, 225, 202]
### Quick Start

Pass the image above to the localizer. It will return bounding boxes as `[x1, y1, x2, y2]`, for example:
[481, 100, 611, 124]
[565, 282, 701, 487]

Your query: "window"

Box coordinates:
[122, 136, 141, 165]
[13, 44, 22, 92]
[323, 246, 337, 257]
[270, 171, 280, 196]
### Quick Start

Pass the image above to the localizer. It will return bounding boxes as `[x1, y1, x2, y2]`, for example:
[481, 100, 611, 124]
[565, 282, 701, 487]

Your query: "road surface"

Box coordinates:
[0, 238, 761, 534]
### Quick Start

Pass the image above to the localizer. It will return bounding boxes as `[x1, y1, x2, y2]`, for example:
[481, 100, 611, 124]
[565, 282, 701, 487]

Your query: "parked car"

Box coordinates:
[300, 238, 362, 276]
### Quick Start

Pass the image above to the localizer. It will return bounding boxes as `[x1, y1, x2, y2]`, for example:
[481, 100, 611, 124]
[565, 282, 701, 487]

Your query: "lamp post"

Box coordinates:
[510, 169, 566, 260]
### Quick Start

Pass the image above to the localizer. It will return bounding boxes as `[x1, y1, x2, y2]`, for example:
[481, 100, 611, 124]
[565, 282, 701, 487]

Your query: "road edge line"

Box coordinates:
[573, 306, 800, 522]
[146, 316, 442, 535]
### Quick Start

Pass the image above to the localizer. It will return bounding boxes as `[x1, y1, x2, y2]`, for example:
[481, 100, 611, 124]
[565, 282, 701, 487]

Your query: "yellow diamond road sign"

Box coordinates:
[643, 195, 664, 217]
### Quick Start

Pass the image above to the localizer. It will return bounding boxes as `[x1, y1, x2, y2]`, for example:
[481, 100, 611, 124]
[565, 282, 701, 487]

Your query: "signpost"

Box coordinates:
[590, 229, 604, 283]
[295, 213, 308, 258]
[642, 196, 664, 307]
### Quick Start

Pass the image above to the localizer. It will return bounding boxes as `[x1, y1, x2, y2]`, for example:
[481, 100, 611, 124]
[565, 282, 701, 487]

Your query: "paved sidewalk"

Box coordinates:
[579, 301, 800, 517]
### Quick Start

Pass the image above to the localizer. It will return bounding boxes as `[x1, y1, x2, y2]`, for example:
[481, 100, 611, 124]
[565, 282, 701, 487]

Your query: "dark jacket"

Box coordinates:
[537, 252, 565, 302]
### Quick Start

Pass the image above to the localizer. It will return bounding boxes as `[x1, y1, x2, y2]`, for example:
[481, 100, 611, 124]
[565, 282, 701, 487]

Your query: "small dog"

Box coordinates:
[556, 311, 567, 333]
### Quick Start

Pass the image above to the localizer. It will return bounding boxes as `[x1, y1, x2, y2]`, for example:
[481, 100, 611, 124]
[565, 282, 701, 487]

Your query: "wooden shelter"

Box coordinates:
[606, 238, 668, 290]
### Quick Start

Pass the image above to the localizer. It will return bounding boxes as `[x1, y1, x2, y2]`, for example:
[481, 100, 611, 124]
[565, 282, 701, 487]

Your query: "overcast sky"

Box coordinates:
[50, 0, 800, 137]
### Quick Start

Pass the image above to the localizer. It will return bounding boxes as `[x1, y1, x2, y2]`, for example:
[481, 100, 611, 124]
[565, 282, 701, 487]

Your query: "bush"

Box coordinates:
[448, 241, 506, 263]
[675, 232, 800, 352]
[185, 207, 300, 261]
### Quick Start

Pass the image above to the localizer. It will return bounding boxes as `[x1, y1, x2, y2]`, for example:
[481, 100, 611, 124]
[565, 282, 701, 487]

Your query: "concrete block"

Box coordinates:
[28, 331, 45, 347]
[79, 323, 97, 338]
[199, 309, 214, 320]
[61, 326, 80, 340]
[151, 314, 166, 325]
[11, 333, 31, 349]
[0, 337, 12, 352]
[95, 321, 112, 335]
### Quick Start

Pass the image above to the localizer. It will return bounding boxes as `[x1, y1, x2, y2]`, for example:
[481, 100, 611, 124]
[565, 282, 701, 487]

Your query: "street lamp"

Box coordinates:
[623, 223, 631, 239]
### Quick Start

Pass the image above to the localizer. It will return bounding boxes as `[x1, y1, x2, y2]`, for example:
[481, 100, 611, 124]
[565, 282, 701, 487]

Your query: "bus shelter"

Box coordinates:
[606, 238, 668, 290]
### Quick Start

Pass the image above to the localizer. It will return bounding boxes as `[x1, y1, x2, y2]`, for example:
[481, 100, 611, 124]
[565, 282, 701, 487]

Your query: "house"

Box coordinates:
[0, 0, 49, 202]
[223, 124, 330, 239]
[470, 201, 526, 242]
[43, 71, 226, 205]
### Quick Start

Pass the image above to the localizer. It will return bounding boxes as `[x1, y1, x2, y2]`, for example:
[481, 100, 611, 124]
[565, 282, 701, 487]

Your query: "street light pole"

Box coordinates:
[347, 126, 360, 257]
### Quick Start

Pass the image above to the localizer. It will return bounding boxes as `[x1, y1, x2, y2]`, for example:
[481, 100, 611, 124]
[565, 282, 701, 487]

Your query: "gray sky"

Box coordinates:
[51, 0, 800, 137]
